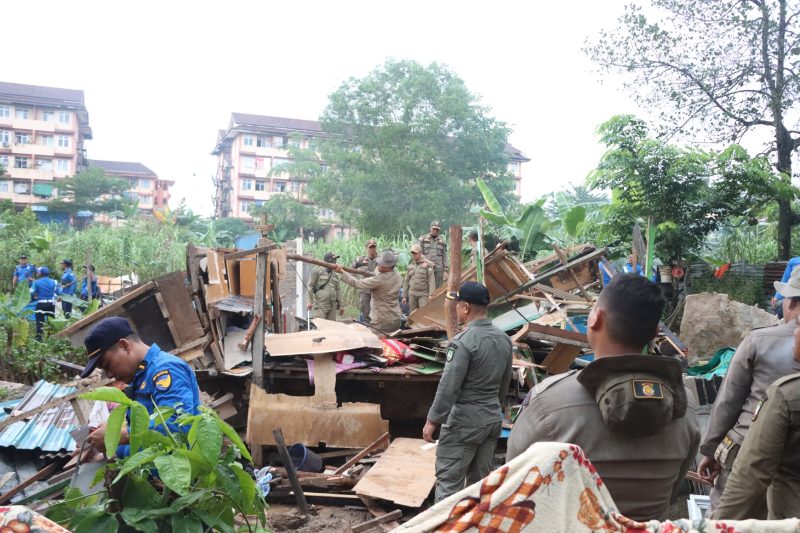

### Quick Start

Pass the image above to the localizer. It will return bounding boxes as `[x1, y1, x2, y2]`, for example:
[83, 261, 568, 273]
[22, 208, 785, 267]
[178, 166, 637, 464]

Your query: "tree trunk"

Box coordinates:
[776, 123, 794, 260]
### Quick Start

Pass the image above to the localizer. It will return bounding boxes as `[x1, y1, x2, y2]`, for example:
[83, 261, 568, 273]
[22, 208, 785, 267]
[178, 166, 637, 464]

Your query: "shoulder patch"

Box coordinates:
[446, 347, 455, 362]
[153, 369, 172, 391]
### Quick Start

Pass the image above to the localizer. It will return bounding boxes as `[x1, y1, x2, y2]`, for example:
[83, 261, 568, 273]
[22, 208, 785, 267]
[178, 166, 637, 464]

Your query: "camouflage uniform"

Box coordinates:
[403, 255, 436, 312]
[352, 242, 379, 322]
[419, 221, 448, 288]
[307, 266, 341, 320]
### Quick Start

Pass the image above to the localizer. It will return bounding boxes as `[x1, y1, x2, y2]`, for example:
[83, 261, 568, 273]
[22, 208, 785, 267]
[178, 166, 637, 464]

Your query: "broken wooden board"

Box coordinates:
[354, 437, 437, 508]
[264, 320, 382, 357]
[223, 328, 252, 370]
[513, 322, 590, 348]
[541, 343, 583, 374]
[247, 354, 389, 448]
[205, 248, 231, 305]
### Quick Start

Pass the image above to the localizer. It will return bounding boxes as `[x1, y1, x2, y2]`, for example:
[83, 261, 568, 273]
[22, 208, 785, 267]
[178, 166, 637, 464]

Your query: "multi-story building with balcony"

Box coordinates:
[88, 159, 173, 212]
[0, 81, 92, 208]
[212, 112, 530, 224]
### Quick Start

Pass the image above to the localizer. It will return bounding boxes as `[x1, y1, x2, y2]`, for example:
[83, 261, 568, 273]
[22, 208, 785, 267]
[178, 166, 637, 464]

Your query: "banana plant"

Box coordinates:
[475, 177, 553, 261]
[0, 283, 33, 371]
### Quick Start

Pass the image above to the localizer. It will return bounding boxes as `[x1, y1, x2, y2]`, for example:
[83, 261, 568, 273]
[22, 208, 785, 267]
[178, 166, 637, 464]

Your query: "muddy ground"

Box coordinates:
[266, 503, 373, 533]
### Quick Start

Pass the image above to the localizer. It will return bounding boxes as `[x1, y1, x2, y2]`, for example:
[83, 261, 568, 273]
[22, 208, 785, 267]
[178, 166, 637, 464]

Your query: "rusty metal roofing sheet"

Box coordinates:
[0, 381, 79, 453]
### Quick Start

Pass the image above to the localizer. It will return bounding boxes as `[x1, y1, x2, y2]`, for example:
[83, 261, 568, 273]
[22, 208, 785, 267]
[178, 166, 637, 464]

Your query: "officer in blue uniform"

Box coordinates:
[59, 259, 77, 318]
[83, 317, 200, 458]
[12, 255, 36, 289]
[80, 265, 101, 301]
[30, 267, 59, 340]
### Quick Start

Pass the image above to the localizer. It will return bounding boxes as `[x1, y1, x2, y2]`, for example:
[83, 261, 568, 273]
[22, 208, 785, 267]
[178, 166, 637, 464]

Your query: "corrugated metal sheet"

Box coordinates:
[0, 381, 79, 453]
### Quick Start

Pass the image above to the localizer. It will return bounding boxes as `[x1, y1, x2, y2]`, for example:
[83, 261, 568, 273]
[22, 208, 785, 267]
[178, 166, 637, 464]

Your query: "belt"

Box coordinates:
[37, 300, 55, 304]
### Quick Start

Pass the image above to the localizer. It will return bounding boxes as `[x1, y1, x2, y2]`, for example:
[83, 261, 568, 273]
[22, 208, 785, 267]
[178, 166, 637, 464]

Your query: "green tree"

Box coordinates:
[211, 217, 251, 247]
[49, 168, 136, 215]
[250, 194, 322, 241]
[587, 0, 800, 259]
[309, 59, 517, 236]
[588, 115, 778, 260]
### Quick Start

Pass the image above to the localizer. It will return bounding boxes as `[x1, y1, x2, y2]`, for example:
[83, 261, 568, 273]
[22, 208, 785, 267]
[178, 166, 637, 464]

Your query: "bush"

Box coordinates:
[688, 272, 764, 307]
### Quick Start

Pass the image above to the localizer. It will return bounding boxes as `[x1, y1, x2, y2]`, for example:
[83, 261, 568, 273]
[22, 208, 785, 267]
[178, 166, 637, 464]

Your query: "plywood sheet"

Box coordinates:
[541, 343, 582, 374]
[354, 438, 437, 507]
[222, 328, 252, 370]
[154, 271, 205, 345]
[205, 249, 229, 305]
[264, 321, 382, 357]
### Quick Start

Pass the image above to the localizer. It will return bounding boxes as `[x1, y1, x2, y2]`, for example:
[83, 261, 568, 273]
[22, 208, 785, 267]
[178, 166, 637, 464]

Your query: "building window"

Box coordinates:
[240, 200, 252, 214]
[0, 155, 9, 168]
[140, 195, 152, 205]
[56, 159, 69, 172]
[273, 136, 286, 147]
[0, 181, 8, 193]
[58, 111, 70, 124]
[36, 159, 53, 171]
[40, 135, 54, 146]
[243, 136, 254, 147]
[508, 162, 521, 175]
[41, 111, 54, 122]
[290, 181, 301, 192]
[15, 157, 29, 169]
[126, 191, 139, 202]
[0, 131, 9, 145]
[139, 178, 152, 189]
[319, 208, 335, 219]
[0, 106, 9, 118]
[272, 158, 290, 170]
[15, 133, 30, 145]
[241, 179, 253, 191]
[273, 181, 286, 193]
[15, 108, 29, 120]
[241, 156, 255, 169]
[256, 137, 270, 148]
[13, 182, 29, 194]
[255, 180, 265, 191]
[57, 135, 70, 148]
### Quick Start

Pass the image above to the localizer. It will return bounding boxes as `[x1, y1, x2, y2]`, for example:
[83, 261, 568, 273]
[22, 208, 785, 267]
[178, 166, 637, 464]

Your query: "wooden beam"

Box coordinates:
[0, 462, 59, 504]
[273, 428, 311, 515]
[56, 282, 156, 338]
[287, 254, 373, 277]
[359, 495, 401, 532]
[333, 432, 390, 475]
[352, 509, 403, 533]
[445, 225, 462, 339]
[223, 244, 278, 262]
[552, 244, 592, 302]
[542, 292, 578, 332]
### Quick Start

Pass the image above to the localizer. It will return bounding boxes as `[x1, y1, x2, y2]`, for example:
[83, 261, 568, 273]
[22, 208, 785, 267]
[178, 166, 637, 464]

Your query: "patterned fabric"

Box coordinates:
[396, 442, 800, 533]
[0, 505, 70, 532]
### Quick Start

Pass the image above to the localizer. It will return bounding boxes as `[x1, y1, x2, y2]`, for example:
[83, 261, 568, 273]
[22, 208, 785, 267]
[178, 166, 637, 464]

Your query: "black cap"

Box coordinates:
[61, 259, 73, 267]
[80, 317, 133, 378]
[446, 281, 490, 306]
[19, 255, 27, 260]
[323, 252, 340, 263]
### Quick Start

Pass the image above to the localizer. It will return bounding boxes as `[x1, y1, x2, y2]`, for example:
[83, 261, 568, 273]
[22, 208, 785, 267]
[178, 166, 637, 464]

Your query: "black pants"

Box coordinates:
[61, 300, 73, 318]
[35, 302, 55, 339]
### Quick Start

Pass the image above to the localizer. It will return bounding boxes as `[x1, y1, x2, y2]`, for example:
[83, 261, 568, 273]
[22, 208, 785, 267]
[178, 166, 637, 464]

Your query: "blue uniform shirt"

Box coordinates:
[80, 277, 100, 299]
[61, 268, 77, 296]
[14, 264, 36, 284]
[30, 277, 59, 302]
[776, 257, 800, 301]
[117, 343, 200, 458]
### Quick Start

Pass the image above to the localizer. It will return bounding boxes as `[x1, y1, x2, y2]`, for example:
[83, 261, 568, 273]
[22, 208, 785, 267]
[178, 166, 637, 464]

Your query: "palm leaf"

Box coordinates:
[476, 178, 509, 224]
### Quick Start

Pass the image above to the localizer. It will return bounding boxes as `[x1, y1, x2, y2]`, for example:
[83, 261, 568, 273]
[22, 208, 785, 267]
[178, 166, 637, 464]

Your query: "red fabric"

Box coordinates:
[381, 339, 420, 365]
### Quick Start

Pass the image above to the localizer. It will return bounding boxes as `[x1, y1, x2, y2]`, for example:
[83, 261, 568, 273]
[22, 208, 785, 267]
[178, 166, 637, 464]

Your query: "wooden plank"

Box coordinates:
[446, 226, 462, 339]
[354, 438, 436, 508]
[552, 244, 592, 302]
[541, 343, 583, 374]
[0, 462, 59, 504]
[56, 282, 156, 338]
[351, 510, 403, 533]
[154, 271, 205, 343]
[273, 427, 311, 515]
[542, 292, 578, 332]
[154, 292, 182, 347]
[253, 240, 268, 389]
[223, 244, 279, 262]
[360, 495, 402, 532]
[333, 432, 390, 475]
[523, 322, 589, 346]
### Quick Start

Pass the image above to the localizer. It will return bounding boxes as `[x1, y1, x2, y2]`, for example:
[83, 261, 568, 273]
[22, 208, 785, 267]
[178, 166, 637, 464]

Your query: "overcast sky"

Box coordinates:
[4, 0, 641, 215]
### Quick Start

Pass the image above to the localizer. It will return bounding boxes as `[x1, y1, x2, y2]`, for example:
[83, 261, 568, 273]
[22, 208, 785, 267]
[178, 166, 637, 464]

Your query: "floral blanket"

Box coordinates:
[395, 442, 800, 533]
[0, 505, 70, 532]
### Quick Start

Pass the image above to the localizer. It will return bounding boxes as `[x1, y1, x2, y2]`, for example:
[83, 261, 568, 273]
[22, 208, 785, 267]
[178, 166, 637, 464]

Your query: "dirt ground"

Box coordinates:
[266, 503, 373, 533]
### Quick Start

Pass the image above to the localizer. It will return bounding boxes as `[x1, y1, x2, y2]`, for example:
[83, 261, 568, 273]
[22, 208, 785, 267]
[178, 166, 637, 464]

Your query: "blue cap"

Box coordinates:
[81, 317, 133, 378]
[38, 267, 50, 276]
[445, 281, 490, 306]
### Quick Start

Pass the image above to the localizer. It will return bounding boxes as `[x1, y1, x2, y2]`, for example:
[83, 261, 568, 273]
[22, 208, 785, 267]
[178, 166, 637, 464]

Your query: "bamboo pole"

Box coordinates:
[286, 254, 373, 277]
[445, 226, 462, 339]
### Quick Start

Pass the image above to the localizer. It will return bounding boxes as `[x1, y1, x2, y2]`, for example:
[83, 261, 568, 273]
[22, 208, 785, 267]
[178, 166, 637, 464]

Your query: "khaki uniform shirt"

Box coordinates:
[403, 257, 436, 297]
[307, 267, 341, 311]
[508, 369, 700, 522]
[428, 318, 513, 427]
[341, 269, 402, 328]
[352, 255, 378, 296]
[418, 233, 448, 272]
[717, 365, 800, 520]
[701, 320, 798, 456]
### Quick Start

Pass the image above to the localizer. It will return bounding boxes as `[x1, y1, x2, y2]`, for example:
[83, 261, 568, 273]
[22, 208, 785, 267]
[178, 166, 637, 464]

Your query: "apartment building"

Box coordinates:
[212, 112, 530, 223]
[88, 159, 173, 212]
[0, 81, 92, 208]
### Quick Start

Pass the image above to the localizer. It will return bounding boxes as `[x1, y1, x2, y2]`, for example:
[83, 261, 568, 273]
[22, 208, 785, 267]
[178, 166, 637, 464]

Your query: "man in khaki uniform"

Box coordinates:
[418, 220, 448, 288]
[422, 282, 512, 502]
[402, 244, 435, 313]
[306, 252, 343, 320]
[508, 274, 700, 522]
[352, 239, 379, 322]
[716, 364, 800, 519]
[335, 250, 402, 334]
[698, 266, 800, 515]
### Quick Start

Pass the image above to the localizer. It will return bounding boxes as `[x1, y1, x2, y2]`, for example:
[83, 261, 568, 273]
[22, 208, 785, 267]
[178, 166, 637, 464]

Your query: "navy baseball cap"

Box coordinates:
[446, 281, 490, 306]
[81, 317, 133, 378]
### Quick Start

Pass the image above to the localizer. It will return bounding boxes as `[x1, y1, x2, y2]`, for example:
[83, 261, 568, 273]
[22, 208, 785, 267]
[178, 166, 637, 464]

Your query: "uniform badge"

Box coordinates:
[632, 379, 663, 399]
[153, 370, 172, 391]
[446, 347, 455, 363]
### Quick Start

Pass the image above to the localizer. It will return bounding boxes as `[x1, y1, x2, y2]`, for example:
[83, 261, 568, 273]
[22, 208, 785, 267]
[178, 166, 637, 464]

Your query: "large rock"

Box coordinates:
[682, 293, 779, 358]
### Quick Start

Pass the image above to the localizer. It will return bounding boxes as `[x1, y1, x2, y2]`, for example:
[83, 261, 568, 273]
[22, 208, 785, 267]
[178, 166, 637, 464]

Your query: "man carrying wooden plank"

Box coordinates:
[335, 250, 402, 334]
[422, 282, 512, 502]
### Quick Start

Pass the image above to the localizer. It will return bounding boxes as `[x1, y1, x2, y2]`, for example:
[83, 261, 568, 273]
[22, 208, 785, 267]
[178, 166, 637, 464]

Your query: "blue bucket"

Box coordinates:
[288, 444, 324, 473]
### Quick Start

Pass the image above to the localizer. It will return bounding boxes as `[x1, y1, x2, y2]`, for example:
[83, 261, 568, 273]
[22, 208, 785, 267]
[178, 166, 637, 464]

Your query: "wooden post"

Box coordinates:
[85, 251, 93, 305]
[251, 214, 273, 467]
[445, 225, 462, 339]
[273, 428, 311, 515]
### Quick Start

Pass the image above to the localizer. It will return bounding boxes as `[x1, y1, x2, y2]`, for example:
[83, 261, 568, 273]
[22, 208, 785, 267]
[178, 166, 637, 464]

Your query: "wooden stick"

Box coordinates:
[287, 254, 373, 277]
[359, 496, 400, 532]
[352, 509, 403, 533]
[333, 432, 390, 475]
[0, 462, 59, 504]
[552, 244, 592, 302]
[223, 245, 278, 262]
[445, 225, 462, 340]
[542, 292, 578, 332]
[273, 428, 311, 515]
[238, 315, 261, 351]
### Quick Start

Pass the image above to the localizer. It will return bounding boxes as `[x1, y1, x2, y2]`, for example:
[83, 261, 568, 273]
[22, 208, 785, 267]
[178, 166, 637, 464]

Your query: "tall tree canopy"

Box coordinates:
[587, 0, 800, 258]
[250, 194, 323, 241]
[308, 59, 517, 236]
[588, 115, 777, 260]
[49, 168, 134, 215]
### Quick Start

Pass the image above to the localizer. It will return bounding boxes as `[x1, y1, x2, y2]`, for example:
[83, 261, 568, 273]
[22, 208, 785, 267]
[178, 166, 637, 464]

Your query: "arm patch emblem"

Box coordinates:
[446, 347, 455, 362]
[153, 370, 172, 391]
